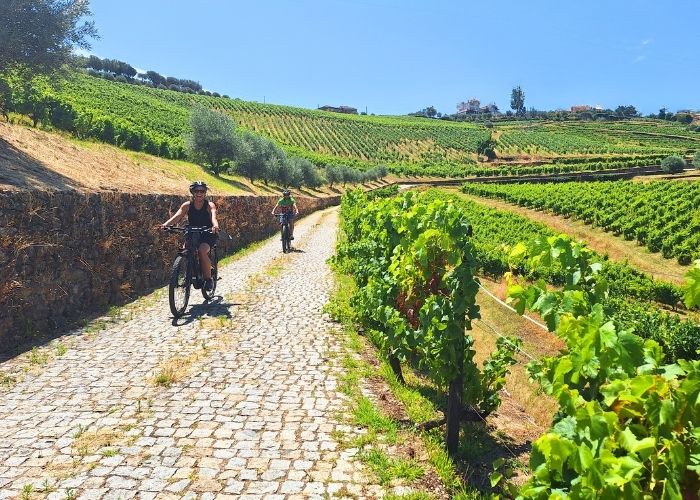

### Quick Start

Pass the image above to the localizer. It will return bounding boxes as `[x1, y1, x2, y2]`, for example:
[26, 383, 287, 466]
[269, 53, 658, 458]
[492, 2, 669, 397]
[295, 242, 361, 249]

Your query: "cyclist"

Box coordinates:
[271, 189, 299, 239]
[162, 181, 219, 291]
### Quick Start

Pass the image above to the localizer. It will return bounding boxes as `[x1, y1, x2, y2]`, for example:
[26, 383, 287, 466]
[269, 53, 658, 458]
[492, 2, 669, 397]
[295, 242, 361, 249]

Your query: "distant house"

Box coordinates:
[318, 105, 358, 114]
[571, 105, 592, 113]
[457, 99, 498, 115]
[457, 98, 481, 114]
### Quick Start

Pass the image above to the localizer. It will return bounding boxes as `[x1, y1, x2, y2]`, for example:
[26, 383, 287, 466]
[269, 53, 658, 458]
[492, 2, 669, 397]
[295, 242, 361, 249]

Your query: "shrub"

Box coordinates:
[693, 151, 700, 169]
[660, 155, 686, 174]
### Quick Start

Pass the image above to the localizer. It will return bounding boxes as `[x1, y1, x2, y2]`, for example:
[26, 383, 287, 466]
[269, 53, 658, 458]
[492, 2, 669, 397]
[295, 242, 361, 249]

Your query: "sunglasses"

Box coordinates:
[193, 189, 206, 194]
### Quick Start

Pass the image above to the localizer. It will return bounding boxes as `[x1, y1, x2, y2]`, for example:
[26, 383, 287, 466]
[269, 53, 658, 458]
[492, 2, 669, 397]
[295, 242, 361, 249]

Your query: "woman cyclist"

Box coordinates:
[162, 181, 219, 291]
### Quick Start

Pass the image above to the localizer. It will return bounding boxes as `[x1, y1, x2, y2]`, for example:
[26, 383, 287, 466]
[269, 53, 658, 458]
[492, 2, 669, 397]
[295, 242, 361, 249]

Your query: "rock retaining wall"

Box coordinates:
[0, 191, 339, 351]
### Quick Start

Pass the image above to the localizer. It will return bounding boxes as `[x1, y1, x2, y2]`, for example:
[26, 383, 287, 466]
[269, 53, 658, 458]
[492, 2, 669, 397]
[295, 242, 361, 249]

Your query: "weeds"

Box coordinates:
[29, 347, 49, 366]
[55, 343, 67, 356]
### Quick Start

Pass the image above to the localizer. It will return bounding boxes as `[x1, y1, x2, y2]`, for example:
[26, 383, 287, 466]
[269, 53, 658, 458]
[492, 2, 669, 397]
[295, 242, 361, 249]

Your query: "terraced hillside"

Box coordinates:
[39, 73, 700, 176]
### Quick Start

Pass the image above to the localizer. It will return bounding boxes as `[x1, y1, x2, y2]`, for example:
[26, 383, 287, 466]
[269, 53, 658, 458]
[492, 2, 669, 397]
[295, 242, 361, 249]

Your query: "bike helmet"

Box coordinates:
[189, 180, 208, 194]
[282, 189, 291, 196]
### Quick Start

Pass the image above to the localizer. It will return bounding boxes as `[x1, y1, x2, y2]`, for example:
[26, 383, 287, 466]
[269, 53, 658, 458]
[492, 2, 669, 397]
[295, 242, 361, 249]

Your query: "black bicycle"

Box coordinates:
[277, 213, 293, 253]
[166, 226, 218, 317]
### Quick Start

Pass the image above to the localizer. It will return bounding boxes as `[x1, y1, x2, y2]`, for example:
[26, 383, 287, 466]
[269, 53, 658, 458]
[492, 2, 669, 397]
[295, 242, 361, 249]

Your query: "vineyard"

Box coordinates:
[461, 180, 700, 264]
[495, 121, 699, 158]
[335, 189, 700, 497]
[418, 190, 699, 362]
[34, 73, 699, 177]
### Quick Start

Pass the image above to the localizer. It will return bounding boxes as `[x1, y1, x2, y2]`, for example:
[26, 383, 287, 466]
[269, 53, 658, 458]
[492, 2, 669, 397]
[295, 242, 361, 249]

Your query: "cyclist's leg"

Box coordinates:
[199, 242, 212, 280]
[290, 214, 295, 238]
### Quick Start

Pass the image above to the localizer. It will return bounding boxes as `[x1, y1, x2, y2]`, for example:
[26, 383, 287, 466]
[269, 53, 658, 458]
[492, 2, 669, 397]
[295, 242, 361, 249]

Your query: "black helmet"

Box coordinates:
[189, 180, 208, 194]
[282, 189, 291, 196]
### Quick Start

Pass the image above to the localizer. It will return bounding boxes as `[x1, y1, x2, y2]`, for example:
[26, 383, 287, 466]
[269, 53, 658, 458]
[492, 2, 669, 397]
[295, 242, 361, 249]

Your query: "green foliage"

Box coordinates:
[506, 236, 700, 498]
[693, 151, 700, 169]
[0, 0, 98, 74]
[462, 180, 700, 265]
[661, 155, 687, 173]
[441, 189, 698, 360]
[186, 105, 241, 175]
[685, 260, 700, 309]
[335, 190, 520, 453]
[510, 86, 526, 116]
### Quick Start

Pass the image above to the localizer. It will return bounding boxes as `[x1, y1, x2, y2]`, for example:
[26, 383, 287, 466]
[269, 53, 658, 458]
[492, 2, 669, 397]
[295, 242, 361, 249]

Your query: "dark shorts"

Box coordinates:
[198, 232, 218, 248]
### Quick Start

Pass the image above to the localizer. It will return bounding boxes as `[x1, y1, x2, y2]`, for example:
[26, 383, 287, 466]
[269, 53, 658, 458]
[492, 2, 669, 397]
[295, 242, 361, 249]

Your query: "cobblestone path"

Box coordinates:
[0, 207, 387, 499]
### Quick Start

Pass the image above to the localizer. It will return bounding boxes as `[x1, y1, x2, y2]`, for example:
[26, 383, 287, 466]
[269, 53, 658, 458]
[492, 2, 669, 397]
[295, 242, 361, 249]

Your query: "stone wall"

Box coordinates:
[0, 191, 339, 351]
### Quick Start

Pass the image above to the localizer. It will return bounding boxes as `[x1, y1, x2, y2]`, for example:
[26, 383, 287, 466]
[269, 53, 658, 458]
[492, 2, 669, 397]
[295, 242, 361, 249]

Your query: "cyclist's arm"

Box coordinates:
[162, 202, 188, 228]
[209, 201, 219, 233]
[271, 201, 280, 215]
[293, 202, 299, 215]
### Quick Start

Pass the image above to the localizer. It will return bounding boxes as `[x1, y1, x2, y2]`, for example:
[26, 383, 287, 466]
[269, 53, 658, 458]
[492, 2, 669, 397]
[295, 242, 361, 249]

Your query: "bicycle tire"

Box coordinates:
[282, 224, 290, 253]
[169, 254, 191, 317]
[202, 246, 218, 301]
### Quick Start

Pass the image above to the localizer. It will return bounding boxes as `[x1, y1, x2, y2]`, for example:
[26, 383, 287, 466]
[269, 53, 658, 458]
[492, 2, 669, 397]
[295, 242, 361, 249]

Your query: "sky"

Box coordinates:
[84, 0, 700, 116]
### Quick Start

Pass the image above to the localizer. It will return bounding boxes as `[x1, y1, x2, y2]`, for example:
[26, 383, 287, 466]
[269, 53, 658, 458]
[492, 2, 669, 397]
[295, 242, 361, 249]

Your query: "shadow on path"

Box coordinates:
[171, 296, 237, 327]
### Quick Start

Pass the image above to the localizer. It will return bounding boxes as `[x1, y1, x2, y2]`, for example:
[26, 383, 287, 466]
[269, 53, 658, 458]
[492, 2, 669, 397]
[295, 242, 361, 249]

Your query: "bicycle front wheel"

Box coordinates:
[282, 224, 290, 253]
[169, 255, 191, 317]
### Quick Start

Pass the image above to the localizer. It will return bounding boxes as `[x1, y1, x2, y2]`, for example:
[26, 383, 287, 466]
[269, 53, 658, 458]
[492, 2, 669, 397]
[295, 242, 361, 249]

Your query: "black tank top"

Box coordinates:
[188, 200, 212, 227]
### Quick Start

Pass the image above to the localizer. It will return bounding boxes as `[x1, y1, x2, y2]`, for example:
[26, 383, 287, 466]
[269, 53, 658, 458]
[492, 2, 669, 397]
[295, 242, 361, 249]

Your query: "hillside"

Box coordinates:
[0, 121, 338, 196]
[45, 73, 700, 176]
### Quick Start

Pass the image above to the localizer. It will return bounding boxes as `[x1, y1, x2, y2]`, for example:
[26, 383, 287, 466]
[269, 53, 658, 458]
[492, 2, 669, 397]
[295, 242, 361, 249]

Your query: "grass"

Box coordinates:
[55, 343, 67, 356]
[326, 260, 500, 499]
[360, 448, 424, 485]
[28, 347, 49, 366]
[153, 352, 203, 388]
[72, 427, 126, 458]
[0, 372, 16, 389]
[325, 266, 477, 498]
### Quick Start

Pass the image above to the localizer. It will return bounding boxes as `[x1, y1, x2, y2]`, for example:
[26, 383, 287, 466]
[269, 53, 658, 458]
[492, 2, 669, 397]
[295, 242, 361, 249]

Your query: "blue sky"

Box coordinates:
[85, 0, 699, 116]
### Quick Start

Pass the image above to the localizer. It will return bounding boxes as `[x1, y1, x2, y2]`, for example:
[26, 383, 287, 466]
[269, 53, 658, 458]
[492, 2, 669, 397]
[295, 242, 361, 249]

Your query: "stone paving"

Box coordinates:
[0, 208, 387, 499]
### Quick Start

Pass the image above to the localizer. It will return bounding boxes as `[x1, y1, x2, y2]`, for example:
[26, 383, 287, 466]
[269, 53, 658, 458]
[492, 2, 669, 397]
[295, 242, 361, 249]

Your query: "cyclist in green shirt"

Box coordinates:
[271, 190, 299, 239]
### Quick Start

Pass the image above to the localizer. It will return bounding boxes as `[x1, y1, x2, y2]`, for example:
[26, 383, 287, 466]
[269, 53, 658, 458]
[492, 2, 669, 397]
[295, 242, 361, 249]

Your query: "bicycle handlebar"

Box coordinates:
[165, 226, 215, 233]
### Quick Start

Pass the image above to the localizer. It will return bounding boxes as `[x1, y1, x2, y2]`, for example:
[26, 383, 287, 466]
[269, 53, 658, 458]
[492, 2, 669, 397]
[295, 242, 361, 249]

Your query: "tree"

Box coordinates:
[279, 157, 303, 188]
[326, 166, 342, 188]
[476, 138, 497, 161]
[145, 70, 165, 87]
[660, 155, 686, 174]
[658, 107, 668, 120]
[235, 132, 265, 182]
[510, 86, 525, 116]
[693, 151, 700, 169]
[186, 106, 241, 175]
[0, 0, 98, 73]
[296, 158, 323, 188]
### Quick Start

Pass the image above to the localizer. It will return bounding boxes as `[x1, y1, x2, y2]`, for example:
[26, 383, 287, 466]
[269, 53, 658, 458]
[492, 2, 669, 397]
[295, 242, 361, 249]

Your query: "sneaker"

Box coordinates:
[290, 236, 295, 240]
[204, 279, 214, 292]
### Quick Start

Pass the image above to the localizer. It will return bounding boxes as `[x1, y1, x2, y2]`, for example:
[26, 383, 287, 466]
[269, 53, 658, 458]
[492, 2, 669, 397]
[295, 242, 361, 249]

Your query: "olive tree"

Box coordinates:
[0, 0, 98, 73]
[660, 155, 687, 174]
[186, 106, 241, 175]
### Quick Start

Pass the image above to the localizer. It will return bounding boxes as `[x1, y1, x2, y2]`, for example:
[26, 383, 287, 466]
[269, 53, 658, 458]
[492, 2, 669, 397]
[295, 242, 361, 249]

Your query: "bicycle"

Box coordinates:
[166, 226, 219, 318]
[277, 213, 293, 253]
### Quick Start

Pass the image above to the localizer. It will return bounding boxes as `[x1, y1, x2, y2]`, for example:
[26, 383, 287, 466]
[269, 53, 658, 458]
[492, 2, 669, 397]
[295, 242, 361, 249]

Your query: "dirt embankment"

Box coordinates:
[0, 121, 200, 194]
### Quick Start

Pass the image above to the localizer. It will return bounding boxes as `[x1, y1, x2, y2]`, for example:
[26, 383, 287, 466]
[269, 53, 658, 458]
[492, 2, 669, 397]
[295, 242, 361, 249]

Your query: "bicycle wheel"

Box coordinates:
[202, 247, 218, 301]
[169, 255, 191, 317]
[282, 224, 290, 253]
